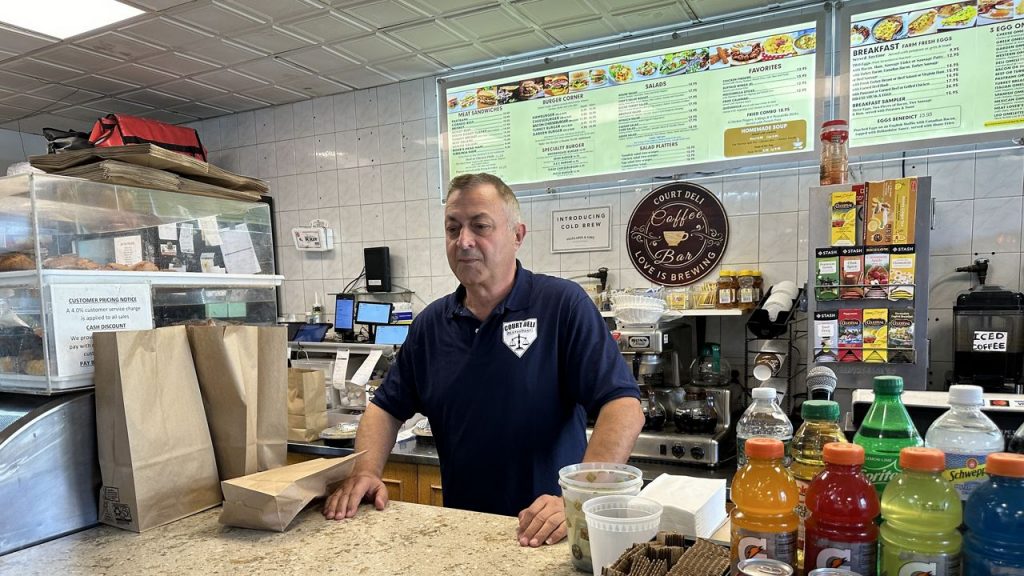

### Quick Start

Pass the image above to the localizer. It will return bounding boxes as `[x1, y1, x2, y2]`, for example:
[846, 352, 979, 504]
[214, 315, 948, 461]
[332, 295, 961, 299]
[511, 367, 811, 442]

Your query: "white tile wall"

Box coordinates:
[199, 79, 1024, 390]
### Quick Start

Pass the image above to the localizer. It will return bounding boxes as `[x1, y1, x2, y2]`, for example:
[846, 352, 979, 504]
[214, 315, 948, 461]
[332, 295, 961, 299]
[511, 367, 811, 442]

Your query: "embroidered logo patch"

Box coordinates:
[502, 318, 538, 358]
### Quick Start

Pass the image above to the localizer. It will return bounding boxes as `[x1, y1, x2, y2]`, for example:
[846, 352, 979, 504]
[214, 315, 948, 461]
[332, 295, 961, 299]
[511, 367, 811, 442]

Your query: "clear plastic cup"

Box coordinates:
[582, 495, 663, 576]
[558, 462, 643, 573]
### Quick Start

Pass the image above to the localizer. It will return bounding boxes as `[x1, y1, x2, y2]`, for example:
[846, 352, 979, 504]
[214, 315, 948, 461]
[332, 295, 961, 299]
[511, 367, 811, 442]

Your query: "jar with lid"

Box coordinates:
[737, 270, 757, 310]
[666, 286, 690, 310]
[819, 120, 849, 186]
[752, 270, 764, 303]
[717, 269, 738, 309]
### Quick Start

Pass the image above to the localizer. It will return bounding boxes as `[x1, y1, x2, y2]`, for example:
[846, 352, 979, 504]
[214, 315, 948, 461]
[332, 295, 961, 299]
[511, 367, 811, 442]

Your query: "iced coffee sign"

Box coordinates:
[50, 284, 154, 377]
[974, 331, 1008, 352]
[626, 182, 729, 286]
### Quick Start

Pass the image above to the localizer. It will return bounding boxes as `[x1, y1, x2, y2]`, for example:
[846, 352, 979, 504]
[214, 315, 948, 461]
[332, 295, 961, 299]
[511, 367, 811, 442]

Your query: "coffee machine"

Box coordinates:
[952, 267, 1024, 393]
[615, 319, 735, 467]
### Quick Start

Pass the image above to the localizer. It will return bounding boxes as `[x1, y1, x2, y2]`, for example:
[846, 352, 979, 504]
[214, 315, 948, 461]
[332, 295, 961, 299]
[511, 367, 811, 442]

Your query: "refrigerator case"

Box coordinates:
[0, 173, 282, 394]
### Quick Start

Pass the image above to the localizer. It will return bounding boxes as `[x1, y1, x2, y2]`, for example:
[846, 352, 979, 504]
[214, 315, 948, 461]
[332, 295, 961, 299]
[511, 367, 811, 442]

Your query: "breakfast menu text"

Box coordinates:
[444, 23, 818, 187]
[849, 1, 1024, 149]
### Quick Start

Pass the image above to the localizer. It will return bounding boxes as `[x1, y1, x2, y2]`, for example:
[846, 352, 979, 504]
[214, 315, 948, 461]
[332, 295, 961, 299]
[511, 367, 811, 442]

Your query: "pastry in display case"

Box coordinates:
[0, 173, 283, 394]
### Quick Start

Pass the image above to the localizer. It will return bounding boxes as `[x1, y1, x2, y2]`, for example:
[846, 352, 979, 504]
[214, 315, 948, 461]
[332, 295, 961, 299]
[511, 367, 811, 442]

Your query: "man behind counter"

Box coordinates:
[323, 173, 643, 547]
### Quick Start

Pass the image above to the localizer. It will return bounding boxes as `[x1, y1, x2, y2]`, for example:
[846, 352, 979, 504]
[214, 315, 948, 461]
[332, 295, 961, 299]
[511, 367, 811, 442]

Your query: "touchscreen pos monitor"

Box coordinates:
[374, 324, 410, 346]
[334, 294, 355, 332]
[291, 323, 332, 342]
[355, 302, 392, 325]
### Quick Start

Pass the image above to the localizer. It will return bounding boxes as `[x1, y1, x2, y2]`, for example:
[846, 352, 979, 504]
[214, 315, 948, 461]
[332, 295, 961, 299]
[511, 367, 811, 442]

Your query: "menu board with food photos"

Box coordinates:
[441, 21, 819, 189]
[847, 0, 1024, 149]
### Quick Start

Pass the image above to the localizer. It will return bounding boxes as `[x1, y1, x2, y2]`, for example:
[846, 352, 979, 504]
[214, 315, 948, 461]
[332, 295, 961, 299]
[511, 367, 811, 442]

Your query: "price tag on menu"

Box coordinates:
[332, 350, 350, 389]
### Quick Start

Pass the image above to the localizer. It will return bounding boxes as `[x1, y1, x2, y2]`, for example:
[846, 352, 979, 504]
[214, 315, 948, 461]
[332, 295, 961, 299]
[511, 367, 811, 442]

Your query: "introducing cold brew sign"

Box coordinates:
[626, 182, 728, 286]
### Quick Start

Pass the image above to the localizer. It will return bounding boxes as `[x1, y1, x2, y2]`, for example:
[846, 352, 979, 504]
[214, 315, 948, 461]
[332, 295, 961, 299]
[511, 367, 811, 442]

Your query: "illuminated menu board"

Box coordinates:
[848, 1, 1024, 149]
[441, 22, 819, 189]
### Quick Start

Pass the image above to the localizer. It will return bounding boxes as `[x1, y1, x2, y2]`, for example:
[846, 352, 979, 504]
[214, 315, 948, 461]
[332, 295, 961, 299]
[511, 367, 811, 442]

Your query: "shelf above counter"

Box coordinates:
[0, 269, 284, 288]
[601, 308, 745, 319]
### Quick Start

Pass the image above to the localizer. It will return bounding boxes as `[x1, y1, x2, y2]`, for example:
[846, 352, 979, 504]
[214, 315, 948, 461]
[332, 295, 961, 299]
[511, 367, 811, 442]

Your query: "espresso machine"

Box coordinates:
[614, 319, 735, 467]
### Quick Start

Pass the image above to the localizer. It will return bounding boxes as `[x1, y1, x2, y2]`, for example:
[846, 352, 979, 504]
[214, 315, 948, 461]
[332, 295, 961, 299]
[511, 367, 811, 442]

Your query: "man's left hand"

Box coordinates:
[517, 494, 566, 547]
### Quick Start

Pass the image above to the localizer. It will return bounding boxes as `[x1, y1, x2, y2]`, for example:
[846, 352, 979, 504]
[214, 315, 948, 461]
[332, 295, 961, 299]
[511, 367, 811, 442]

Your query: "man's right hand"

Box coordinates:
[323, 471, 390, 520]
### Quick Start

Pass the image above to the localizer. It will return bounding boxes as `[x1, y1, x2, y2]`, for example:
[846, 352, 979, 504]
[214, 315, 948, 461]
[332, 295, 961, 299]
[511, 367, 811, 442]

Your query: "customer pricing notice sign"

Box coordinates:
[442, 21, 818, 187]
[848, 1, 1024, 149]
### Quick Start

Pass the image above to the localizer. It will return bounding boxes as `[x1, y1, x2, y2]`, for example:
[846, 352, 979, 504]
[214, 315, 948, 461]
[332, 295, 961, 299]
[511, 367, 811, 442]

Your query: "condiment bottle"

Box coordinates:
[752, 270, 764, 303]
[717, 269, 738, 309]
[737, 270, 757, 310]
[820, 120, 849, 186]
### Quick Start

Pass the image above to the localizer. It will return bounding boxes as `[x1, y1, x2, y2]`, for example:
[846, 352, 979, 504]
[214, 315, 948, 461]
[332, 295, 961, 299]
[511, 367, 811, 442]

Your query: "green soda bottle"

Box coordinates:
[879, 447, 962, 576]
[853, 375, 923, 494]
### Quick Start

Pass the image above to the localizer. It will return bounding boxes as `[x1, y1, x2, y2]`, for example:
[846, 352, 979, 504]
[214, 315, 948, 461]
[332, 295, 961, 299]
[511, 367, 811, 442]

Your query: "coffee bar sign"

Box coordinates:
[551, 206, 611, 253]
[626, 182, 729, 286]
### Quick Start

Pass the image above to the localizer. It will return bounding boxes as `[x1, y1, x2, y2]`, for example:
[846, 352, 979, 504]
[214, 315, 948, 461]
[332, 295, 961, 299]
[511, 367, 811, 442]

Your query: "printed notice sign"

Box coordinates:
[973, 330, 1008, 352]
[49, 284, 154, 377]
[113, 235, 142, 266]
[551, 206, 612, 253]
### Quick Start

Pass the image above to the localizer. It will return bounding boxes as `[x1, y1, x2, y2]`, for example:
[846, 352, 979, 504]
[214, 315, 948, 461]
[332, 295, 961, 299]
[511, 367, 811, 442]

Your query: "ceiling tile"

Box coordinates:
[281, 12, 371, 43]
[167, 102, 233, 118]
[282, 75, 349, 96]
[0, 70, 46, 92]
[64, 75, 140, 94]
[49, 105, 106, 122]
[193, 69, 268, 92]
[128, 0, 193, 9]
[234, 26, 316, 54]
[75, 32, 165, 61]
[325, 67, 398, 89]
[155, 79, 227, 100]
[182, 39, 265, 66]
[485, 31, 557, 55]
[0, 103, 33, 122]
[172, 3, 265, 34]
[85, 98, 155, 116]
[0, 93, 61, 114]
[240, 85, 310, 105]
[281, 46, 360, 75]
[513, 0, 600, 26]
[590, 0, 674, 11]
[205, 93, 269, 112]
[137, 110, 199, 124]
[2, 113, 91, 134]
[0, 58, 82, 82]
[447, 6, 531, 39]
[332, 35, 412, 63]
[141, 52, 219, 76]
[121, 89, 189, 108]
[343, 0, 428, 28]
[103, 64, 177, 86]
[404, 0, 498, 15]
[220, 0, 326, 22]
[234, 58, 312, 83]
[427, 43, 495, 67]
[29, 85, 103, 106]
[0, 24, 56, 54]
[120, 17, 213, 50]
[385, 20, 467, 51]
[546, 17, 619, 45]
[611, 3, 690, 32]
[685, 0, 773, 19]
[32, 46, 123, 73]
[374, 54, 447, 79]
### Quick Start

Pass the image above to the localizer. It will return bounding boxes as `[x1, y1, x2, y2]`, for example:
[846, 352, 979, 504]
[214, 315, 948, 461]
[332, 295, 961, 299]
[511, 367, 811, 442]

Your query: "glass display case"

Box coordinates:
[0, 173, 282, 394]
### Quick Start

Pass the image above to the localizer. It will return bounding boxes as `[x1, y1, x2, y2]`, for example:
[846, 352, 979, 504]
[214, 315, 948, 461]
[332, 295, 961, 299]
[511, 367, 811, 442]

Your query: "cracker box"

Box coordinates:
[862, 308, 889, 363]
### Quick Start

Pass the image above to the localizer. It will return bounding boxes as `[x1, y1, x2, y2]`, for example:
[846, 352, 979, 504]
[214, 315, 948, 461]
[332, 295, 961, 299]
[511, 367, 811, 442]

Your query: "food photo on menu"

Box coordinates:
[588, 67, 607, 86]
[496, 84, 519, 104]
[568, 71, 589, 92]
[608, 62, 633, 83]
[543, 73, 568, 96]
[476, 87, 496, 109]
[517, 77, 544, 100]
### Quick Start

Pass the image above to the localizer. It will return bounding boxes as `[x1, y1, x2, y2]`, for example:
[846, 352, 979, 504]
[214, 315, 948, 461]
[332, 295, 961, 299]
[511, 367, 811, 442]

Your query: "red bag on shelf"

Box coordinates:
[88, 113, 207, 161]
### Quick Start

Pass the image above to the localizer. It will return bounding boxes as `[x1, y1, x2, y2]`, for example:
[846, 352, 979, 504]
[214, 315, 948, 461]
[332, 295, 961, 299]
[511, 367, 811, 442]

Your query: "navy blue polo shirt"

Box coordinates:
[371, 262, 639, 517]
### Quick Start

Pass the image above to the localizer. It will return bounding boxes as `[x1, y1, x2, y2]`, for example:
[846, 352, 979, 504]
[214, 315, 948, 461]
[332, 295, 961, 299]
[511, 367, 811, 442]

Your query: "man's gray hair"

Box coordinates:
[446, 173, 522, 230]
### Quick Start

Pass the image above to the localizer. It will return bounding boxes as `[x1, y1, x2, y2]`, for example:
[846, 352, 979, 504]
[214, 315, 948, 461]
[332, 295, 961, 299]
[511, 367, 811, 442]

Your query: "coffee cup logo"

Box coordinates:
[627, 182, 729, 286]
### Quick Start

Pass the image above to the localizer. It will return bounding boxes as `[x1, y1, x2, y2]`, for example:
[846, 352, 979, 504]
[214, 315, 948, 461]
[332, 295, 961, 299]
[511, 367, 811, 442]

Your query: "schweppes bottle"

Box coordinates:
[730, 438, 799, 575]
[853, 376, 923, 495]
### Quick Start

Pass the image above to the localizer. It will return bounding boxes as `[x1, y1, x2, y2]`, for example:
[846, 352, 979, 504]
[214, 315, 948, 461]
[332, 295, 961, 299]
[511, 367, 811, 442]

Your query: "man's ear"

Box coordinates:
[514, 222, 527, 247]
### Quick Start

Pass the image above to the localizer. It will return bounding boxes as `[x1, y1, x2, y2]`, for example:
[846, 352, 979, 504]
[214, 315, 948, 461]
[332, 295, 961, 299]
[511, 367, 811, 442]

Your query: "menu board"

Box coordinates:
[848, 0, 1024, 149]
[441, 22, 819, 188]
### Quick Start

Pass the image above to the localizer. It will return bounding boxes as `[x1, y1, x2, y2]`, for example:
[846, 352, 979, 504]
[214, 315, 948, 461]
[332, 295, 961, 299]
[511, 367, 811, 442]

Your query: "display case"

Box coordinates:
[0, 173, 283, 394]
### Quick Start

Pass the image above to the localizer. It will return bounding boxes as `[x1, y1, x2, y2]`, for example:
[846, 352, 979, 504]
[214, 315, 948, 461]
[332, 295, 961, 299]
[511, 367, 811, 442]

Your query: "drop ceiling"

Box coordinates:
[0, 0, 810, 134]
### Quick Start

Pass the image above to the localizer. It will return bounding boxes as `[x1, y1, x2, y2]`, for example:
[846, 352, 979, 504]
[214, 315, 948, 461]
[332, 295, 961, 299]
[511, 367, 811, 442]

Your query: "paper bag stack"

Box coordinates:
[287, 368, 328, 442]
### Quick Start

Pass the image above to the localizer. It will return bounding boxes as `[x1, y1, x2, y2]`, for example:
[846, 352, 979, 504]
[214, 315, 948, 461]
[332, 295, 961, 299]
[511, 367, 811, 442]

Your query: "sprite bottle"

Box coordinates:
[853, 375, 923, 495]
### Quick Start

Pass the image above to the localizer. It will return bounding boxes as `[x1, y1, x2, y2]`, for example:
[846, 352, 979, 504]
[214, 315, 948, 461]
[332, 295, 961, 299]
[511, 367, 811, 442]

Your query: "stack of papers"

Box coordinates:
[638, 474, 727, 539]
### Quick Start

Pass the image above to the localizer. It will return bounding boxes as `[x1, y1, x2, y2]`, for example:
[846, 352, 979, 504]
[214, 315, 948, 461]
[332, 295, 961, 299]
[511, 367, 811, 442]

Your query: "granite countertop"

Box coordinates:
[0, 501, 577, 576]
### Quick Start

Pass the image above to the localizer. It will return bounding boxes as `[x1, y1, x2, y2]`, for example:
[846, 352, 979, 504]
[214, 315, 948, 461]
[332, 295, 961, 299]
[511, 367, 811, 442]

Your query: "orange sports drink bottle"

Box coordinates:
[730, 437, 799, 575]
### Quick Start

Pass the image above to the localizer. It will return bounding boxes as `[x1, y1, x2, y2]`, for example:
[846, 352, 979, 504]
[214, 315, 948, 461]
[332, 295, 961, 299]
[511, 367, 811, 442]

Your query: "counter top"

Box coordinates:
[0, 501, 577, 576]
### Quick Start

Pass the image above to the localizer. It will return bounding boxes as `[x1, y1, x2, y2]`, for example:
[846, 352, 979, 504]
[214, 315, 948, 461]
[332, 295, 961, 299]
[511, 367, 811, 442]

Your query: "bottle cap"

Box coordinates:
[873, 375, 904, 395]
[899, 447, 945, 472]
[745, 437, 784, 460]
[986, 453, 1024, 478]
[739, 269, 755, 276]
[801, 400, 840, 422]
[720, 269, 735, 276]
[823, 442, 863, 465]
[948, 384, 983, 406]
[752, 270, 763, 276]
[752, 387, 777, 400]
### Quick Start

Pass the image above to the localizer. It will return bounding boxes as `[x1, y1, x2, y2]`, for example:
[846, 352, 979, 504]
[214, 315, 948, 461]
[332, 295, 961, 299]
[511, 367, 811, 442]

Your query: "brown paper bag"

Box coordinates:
[219, 452, 363, 531]
[94, 326, 222, 533]
[187, 325, 259, 481]
[287, 368, 327, 442]
[257, 326, 288, 470]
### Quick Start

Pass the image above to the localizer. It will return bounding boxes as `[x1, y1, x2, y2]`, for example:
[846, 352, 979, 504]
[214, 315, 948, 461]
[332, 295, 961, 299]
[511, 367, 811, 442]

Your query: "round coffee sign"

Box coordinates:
[626, 182, 729, 286]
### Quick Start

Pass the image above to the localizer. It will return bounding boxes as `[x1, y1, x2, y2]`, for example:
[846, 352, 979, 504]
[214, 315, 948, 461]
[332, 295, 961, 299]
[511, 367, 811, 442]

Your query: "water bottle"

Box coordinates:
[853, 375, 922, 495]
[924, 384, 1004, 501]
[963, 452, 1024, 575]
[736, 386, 793, 467]
[1009, 421, 1024, 454]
